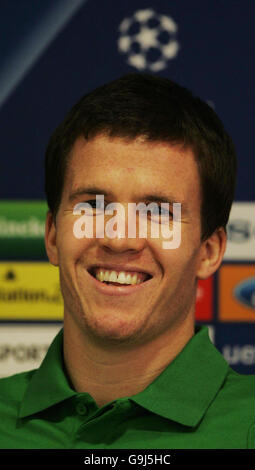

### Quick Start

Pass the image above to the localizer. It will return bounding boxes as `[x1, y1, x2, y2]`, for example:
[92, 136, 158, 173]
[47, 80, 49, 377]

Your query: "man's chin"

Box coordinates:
[82, 315, 148, 349]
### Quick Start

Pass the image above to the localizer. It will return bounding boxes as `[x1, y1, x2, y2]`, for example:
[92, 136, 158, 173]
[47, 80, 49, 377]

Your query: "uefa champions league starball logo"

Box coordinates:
[117, 8, 180, 72]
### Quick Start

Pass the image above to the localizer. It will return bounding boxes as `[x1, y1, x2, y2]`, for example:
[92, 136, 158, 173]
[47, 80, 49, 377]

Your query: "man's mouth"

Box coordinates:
[88, 267, 152, 286]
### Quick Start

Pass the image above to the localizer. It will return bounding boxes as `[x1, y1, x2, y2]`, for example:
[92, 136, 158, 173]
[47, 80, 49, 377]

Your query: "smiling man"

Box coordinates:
[49, 135, 208, 407]
[0, 73, 255, 449]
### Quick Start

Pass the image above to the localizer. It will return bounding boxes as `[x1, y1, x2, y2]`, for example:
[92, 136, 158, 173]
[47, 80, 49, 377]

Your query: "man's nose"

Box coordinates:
[95, 203, 147, 253]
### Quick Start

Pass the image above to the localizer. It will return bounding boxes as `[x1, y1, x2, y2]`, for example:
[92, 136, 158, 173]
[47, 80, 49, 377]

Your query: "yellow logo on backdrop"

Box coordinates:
[0, 262, 63, 320]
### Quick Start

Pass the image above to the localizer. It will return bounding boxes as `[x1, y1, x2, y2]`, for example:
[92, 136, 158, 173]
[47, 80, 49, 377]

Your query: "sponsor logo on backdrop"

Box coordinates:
[0, 324, 62, 378]
[218, 264, 255, 322]
[117, 8, 179, 72]
[195, 277, 213, 321]
[222, 344, 255, 366]
[224, 202, 255, 260]
[234, 277, 255, 309]
[0, 200, 47, 258]
[0, 262, 63, 320]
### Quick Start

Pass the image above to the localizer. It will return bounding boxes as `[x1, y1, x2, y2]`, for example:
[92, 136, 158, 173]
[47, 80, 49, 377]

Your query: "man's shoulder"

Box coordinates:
[0, 369, 37, 402]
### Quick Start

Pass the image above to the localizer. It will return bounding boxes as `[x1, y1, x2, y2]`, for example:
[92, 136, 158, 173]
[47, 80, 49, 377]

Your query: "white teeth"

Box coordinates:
[131, 274, 137, 285]
[95, 269, 143, 285]
[109, 271, 118, 282]
[118, 272, 127, 284]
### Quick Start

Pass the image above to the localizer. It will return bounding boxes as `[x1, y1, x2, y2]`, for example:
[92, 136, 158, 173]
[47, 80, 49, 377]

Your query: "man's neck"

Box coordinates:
[63, 314, 194, 408]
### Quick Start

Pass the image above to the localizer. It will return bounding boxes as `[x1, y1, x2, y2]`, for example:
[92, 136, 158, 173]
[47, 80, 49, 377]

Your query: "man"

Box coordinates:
[0, 73, 254, 449]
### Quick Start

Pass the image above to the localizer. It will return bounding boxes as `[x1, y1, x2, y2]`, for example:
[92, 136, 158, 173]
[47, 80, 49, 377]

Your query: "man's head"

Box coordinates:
[44, 73, 236, 348]
[45, 73, 237, 242]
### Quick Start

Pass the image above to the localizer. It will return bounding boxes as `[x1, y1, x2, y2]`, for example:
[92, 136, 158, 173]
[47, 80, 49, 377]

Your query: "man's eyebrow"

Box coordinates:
[69, 186, 113, 202]
[68, 186, 187, 209]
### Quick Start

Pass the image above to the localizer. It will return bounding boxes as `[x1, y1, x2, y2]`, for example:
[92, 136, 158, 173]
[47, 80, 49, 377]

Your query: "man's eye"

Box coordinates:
[156, 206, 171, 216]
[148, 205, 172, 218]
[86, 199, 104, 209]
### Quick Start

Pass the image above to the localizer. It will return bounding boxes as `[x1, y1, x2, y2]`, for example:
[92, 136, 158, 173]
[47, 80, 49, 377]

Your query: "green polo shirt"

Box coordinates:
[0, 325, 255, 449]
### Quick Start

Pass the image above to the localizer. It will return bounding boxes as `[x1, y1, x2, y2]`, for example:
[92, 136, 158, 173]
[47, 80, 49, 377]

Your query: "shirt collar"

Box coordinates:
[19, 328, 76, 418]
[131, 325, 229, 427]
[20, 325, 229, 427]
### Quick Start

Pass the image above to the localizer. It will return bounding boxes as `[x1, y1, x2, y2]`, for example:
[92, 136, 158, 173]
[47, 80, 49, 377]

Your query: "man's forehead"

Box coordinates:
[69, 135, 196, 173]
[66, 134, 201, 204]
[70, 133, 191, 158]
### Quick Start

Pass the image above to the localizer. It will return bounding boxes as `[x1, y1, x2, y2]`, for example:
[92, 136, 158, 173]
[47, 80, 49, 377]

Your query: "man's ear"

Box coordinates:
[197, 227, 227, 280]
[45, 211, 59, 266]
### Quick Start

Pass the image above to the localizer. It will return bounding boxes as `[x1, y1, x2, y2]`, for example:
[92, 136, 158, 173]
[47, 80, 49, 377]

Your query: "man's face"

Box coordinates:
[46, 134, 210, 347]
